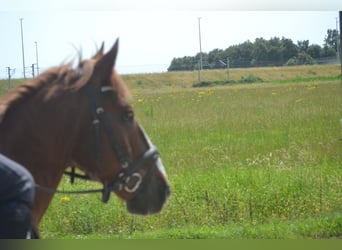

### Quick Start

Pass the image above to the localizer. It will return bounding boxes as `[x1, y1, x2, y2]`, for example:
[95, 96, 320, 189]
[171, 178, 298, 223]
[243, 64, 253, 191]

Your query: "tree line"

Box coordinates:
[167, 29, 340, 71]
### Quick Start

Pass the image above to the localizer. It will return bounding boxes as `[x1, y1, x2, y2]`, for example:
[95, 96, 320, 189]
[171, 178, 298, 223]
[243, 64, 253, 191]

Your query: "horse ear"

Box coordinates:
[92, 42, 105, 60]
[93, 39, 119, 82]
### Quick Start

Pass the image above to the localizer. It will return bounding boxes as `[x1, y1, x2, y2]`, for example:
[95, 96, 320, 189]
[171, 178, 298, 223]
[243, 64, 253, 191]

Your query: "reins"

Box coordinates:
[35, 167, 105, 195]
[35, 184, 104, 195]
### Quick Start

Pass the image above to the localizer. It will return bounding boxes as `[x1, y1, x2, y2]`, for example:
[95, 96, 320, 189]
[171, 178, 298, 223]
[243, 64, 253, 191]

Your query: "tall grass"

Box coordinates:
[40, 79, 341, 238]
[1, 65, 341, 238]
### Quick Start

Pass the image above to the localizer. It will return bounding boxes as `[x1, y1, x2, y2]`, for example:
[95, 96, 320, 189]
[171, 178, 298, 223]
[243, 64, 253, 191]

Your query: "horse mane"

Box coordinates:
[0, 50, 131, 124]
[0, 65, 77, 123]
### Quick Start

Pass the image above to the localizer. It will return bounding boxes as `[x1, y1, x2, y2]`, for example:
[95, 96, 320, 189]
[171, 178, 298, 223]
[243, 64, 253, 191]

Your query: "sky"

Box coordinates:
[0, 0, 341, 78]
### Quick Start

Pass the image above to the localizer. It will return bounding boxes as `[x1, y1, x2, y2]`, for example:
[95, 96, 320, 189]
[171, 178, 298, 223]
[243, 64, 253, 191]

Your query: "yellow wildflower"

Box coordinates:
[61, 196, 71, 203]
[197, 91, 206, 96]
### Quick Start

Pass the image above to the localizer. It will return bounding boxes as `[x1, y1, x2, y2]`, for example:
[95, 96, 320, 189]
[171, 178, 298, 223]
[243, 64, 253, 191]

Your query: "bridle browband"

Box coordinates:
[36, 84, 161, 203]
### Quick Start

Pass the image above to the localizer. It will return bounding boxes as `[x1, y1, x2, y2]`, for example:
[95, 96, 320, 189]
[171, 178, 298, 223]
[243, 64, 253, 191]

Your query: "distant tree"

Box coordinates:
[267, 37, 283, 65]
[167, 56, 196, 71]
[195, 52, 209, 69]
[324, 29, 339, 52]
[251, 37, 268, 66]
[208, 48, 224, 69]
[238, 41, 253, 67]
[297, 40, 309, 52]
[167, 30, 335, 72]
[281, 38, 298, 61]
[322, 45, 337, 57]
[307, 44, 322, 58]
[225, 41, 253, 67]
[226, 44, 236, 67]
[225, 45, 242, 67]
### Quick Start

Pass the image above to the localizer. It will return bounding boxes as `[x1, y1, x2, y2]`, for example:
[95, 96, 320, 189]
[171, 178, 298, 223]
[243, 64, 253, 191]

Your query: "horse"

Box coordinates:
[0, 39, 170, 237]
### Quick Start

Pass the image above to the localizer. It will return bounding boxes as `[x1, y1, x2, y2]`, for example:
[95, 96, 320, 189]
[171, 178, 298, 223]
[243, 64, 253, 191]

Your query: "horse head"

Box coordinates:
[71, 39, 170, 215]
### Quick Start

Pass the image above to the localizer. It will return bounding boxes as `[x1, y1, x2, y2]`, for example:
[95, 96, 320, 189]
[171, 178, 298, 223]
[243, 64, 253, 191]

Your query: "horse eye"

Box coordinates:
[123, 110, 134, 122]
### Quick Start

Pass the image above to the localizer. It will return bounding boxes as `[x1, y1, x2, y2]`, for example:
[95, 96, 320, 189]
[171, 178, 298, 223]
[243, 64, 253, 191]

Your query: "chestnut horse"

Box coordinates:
[0, 39, 170, 237]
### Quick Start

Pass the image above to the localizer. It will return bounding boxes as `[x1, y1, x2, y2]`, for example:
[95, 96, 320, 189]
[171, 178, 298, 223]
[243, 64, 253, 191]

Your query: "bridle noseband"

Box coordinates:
[84, 84, 160, 203]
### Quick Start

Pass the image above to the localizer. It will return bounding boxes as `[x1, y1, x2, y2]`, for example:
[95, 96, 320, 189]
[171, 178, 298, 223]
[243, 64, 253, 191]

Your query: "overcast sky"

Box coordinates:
[0, 1, 341, 78]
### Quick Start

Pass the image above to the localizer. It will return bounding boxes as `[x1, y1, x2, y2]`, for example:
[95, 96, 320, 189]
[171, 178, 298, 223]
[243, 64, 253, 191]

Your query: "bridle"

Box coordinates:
[36, 84, 163, 203]
[84, 84, 161, 203]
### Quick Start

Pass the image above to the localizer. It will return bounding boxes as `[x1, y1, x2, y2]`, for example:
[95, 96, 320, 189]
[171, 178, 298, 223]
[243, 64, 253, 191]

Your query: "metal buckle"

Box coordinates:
[96, 107, 104, 114]
[124, 173, 143, 193]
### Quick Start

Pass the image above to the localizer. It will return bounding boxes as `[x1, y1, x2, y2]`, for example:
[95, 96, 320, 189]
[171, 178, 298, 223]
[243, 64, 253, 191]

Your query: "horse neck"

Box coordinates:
[0, 93, 84, 180]
[0, 89, 87, 227]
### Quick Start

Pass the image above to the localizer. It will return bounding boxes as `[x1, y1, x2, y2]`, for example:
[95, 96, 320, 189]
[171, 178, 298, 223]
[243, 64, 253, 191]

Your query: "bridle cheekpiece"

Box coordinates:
[84, 84, 160, 203]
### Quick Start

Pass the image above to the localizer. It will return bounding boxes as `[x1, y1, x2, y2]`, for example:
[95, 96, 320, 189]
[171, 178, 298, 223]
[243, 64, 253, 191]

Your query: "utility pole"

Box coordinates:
[7, 67, 12, 89]
[7, 67, 15, 90]
[31, 64, 35, 77]
[35, 41, 39, 75]
[20, 18, 26, 79]
[198, 17, 203, 82]
[336, 17, 340, 62]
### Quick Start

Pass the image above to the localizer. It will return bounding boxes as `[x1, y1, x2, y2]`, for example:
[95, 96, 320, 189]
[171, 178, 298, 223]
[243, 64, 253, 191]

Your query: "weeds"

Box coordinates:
[8, 66, 339, 239]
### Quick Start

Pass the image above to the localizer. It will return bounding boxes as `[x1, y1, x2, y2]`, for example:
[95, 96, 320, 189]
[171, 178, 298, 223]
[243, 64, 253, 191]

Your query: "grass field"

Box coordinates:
[1, 65, 341, 239]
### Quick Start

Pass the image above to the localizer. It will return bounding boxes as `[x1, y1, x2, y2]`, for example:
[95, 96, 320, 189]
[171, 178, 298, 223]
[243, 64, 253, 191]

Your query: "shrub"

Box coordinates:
[285, 52, 316, 66]
[239, 74, 263, 83]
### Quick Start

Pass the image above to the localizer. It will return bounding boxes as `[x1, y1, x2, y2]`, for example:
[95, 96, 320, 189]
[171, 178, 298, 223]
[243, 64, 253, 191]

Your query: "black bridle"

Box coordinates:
[36, 84, 161, 203]
[84, 84, 161, 203]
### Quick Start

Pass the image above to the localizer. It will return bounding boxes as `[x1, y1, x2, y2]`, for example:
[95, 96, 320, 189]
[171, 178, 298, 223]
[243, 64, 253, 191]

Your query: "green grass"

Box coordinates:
[44, 213, 342, 239]
[1, 65, 341, 239]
